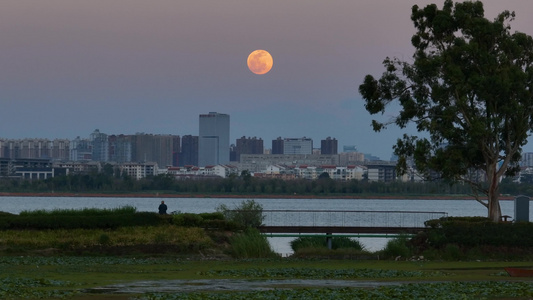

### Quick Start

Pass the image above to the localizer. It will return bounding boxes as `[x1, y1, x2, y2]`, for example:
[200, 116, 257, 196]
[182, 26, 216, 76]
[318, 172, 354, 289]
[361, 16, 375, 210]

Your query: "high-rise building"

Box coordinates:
[179, 135, 198, 166]
[0, 138, 70, 161]
[283, 137, 313, 155]
[321, 137, 338, 154]
[235, 136, 263, 161]
[271, 137, 284, 154]
[90, 129, 109, 162]
[70, 137, 92, 161]
[50, 139, 70, 160]
[108, 134, 132, 163]
[521, 152, 533, 167]
[198, 112, 230, 166]
[131, 133, 179, 167]
[172, 136, 181, 167]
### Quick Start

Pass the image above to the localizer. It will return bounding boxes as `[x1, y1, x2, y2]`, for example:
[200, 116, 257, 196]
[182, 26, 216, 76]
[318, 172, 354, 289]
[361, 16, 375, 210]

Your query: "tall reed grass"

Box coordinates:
[229, 228, 279, 259]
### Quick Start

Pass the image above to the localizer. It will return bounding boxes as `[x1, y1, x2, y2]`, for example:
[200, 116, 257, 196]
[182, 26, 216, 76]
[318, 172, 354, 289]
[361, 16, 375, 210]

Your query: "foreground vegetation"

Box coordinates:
[1, 257, 533, 299]
[1, 203, 533, 299]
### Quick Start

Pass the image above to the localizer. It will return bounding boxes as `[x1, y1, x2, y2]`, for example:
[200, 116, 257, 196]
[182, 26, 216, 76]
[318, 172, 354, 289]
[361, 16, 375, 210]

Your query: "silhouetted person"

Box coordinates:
[158, 201, 168, 215]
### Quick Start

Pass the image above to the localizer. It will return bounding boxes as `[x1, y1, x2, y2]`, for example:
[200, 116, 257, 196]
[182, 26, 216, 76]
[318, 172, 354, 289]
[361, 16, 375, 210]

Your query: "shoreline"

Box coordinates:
[0, 192, 516, 200]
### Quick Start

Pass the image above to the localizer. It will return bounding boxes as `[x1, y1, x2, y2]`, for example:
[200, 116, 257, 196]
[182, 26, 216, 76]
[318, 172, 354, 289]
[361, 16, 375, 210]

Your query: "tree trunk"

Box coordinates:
[487, 164, 502, 222]
[487, 190, 501, 222]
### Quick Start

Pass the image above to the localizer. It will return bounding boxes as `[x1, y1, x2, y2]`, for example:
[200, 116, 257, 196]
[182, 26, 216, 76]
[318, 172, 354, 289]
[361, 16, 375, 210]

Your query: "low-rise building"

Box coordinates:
[53, 161, 102, 174]
[366, 162, 397, 182]
[346, 165, 365, 181]
[120, 162, 158, 180]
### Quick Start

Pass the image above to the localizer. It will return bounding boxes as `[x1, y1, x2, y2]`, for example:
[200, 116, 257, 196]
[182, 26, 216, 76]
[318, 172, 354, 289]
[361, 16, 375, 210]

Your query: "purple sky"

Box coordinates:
[1, 1, 533, 159]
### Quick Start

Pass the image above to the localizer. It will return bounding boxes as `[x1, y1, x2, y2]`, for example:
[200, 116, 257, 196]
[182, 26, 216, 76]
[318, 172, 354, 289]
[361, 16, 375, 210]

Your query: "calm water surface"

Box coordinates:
[1, 196, 531, 254]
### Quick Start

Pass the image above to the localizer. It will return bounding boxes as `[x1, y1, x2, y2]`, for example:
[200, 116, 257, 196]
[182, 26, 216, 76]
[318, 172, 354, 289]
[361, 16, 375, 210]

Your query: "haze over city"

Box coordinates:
[2, 1, 533, 160]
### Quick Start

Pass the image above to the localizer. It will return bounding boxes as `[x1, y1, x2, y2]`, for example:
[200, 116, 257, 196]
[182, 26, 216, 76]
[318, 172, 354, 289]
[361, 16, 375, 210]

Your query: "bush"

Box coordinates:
[19, 206, 137, 217]
[171, 212, 237, 230]
[381, 235, 413, 259]
[290, 236, 364, 252]
[202, 219, 241, 231]
[0, 208, 166, 230]
[173, 213, 204, 227]
[199, 212, 225, 221]
[216, 199, 265, 228]
[442, 244, 464, 260]
[290, 236, 326, 251]
[424, 217, 533, 248]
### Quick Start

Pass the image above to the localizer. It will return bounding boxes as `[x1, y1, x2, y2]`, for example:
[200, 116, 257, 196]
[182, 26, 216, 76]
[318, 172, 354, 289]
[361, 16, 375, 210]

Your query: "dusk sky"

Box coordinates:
[2, 1, 533, 160]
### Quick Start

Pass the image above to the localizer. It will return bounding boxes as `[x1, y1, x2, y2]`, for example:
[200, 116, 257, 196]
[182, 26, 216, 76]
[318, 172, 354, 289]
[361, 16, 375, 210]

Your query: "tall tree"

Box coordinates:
[359, 0, 533, 222]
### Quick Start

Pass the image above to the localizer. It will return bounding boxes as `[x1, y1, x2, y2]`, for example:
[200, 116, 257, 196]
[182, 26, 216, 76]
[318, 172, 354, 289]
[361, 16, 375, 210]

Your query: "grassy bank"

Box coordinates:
[0, 225, 215, 255]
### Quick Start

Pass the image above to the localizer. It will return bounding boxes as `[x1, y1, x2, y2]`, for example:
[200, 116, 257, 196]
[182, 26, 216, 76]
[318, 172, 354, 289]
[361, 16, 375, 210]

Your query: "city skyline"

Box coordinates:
[2, 1, 533, 160]
[0, 129, 346, 154]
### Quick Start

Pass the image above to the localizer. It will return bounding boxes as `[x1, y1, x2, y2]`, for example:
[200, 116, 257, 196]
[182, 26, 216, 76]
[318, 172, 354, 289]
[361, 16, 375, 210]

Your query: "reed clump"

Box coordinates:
[229, 228, 279, 259]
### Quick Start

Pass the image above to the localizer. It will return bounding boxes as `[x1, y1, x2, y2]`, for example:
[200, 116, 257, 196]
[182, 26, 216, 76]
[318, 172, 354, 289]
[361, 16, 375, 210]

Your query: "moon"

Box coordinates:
[247, 50, 273, 75]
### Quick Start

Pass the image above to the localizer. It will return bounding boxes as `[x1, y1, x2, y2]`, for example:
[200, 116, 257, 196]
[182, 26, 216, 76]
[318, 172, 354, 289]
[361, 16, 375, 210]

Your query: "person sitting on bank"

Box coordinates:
[158, 201, 168, 215]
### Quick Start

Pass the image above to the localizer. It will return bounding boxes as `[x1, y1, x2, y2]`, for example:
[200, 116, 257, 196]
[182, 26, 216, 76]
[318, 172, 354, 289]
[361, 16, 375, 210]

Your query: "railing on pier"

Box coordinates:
[257, 210, 448, 236]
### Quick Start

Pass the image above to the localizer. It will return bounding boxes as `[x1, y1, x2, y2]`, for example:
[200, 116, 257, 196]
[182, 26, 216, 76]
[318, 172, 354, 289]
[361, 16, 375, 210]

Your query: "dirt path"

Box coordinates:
[83, 279, 405, 294]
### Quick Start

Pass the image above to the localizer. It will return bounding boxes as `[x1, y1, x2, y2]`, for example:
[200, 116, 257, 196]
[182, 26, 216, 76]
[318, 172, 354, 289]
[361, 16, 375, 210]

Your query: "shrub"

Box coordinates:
[173, 213, 204, 227]
[333, 237, 365, 250]
[291, 236, 326, 251]
[19, 206, 137, 217]
[199, 212, 225, 221]
[424, 217, 533, 248]
[290, 236, 364, 252]
[203, 219, 240, 231]
[216, 199, 265, 228]
[381, 235, 413, 259]
[0, 209, 165, 230]
[442, 244, 464, 260]
[98, 234, 111, 245]
[172, 212, 237, 230]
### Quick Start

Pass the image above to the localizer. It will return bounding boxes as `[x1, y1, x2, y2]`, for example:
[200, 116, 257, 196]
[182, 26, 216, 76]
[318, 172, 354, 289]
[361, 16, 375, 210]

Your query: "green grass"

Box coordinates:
[0, 225, 215, 253]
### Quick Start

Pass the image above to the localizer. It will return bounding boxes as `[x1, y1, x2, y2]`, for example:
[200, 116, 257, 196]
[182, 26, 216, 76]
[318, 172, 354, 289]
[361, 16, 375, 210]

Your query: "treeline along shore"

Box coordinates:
[0, 172, 524, 200]
[0, 191, 516, 201]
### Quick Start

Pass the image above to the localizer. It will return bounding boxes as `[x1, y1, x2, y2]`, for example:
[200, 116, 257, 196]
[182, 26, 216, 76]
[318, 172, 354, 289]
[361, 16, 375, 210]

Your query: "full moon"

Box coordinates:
[247, 50, 273, 75]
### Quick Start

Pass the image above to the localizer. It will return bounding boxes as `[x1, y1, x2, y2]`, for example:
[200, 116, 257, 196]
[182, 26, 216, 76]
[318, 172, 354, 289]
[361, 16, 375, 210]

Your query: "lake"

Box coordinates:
[1, 196, 530, 254]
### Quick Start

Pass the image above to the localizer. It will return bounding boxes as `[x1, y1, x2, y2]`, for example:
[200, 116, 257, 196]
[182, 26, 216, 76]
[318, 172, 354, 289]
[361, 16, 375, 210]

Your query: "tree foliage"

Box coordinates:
[216, 199, 265, 228]
[359, 0, 533, 221]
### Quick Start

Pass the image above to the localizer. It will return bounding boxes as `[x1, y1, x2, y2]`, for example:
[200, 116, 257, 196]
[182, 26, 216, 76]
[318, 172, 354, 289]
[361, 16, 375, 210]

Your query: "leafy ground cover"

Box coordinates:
[138, 282, 533, 300]
[1, 257, 532, 299]
[201, 267, 446, 279]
